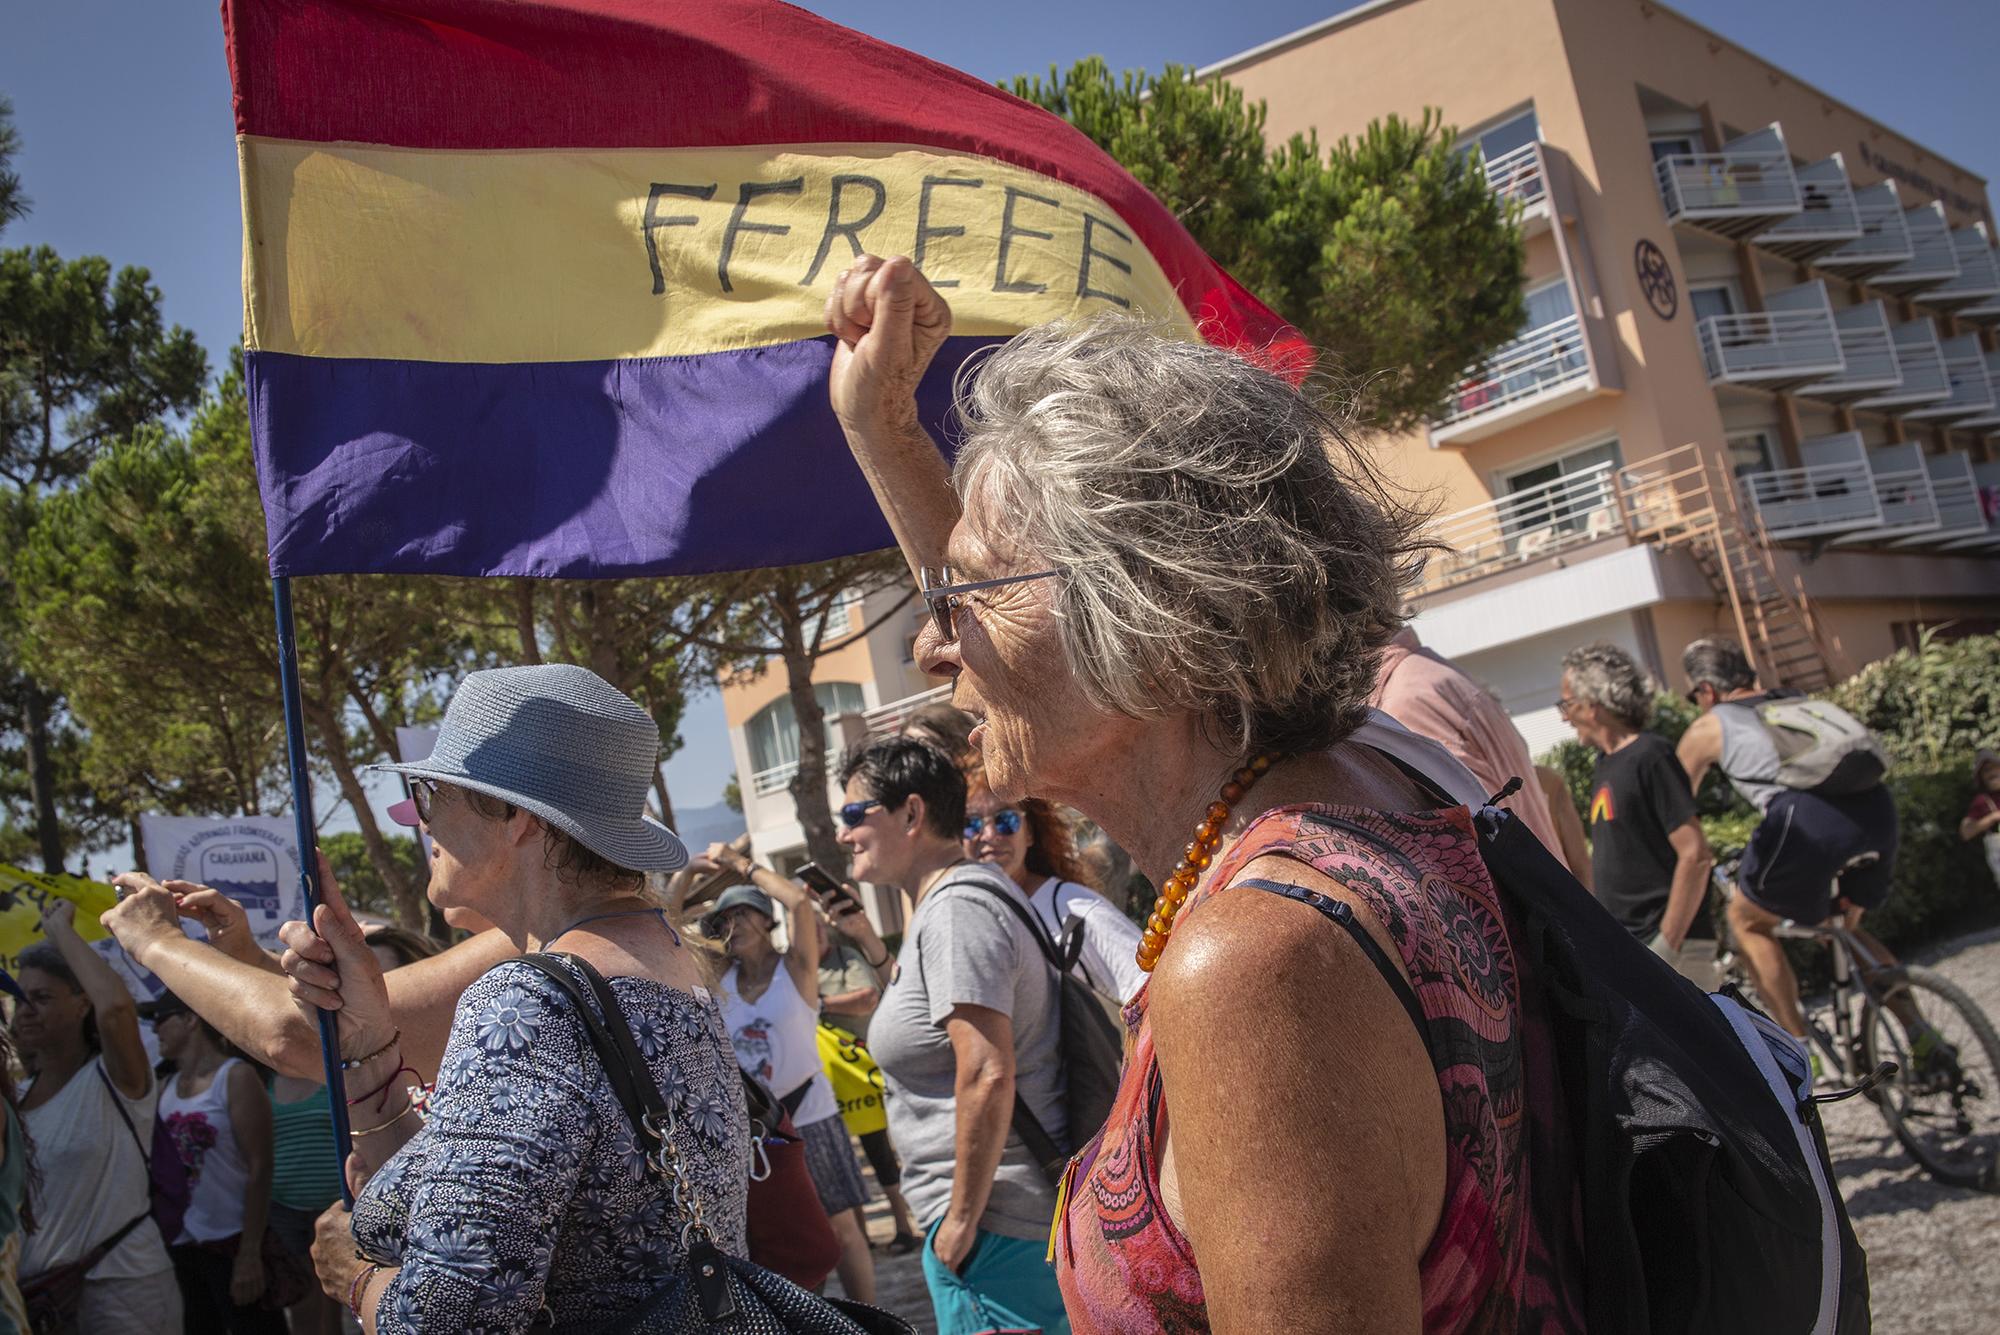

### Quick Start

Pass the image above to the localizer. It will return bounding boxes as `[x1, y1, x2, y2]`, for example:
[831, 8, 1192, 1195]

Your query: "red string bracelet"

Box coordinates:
[347, 1065, 419, 1114]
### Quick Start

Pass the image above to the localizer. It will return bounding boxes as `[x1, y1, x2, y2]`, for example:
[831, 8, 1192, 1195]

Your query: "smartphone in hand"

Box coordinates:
[797, 862, 859, 912]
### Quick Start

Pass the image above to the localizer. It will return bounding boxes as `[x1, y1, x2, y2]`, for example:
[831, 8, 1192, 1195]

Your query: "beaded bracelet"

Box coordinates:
[347, 1262, 381, 1319]
[340, 1029, 402, 1071]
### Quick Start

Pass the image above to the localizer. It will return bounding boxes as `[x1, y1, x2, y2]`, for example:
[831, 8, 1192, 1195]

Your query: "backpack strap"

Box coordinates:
[1233, 878, 1428, 1043]
[947, 877, 1073, 1175]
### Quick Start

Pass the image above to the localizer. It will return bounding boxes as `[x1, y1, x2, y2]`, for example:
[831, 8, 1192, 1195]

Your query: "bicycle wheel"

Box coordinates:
[1860, 965, 2000, 1191]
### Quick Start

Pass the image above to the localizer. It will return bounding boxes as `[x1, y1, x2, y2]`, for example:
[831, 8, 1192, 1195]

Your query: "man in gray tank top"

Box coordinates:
[1676, 638, 1915, 1057]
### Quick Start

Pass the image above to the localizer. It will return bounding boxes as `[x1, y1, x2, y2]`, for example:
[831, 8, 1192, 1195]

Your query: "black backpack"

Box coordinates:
[956, 877, 1125, 1183]
[1392, 759, 1870, 1333]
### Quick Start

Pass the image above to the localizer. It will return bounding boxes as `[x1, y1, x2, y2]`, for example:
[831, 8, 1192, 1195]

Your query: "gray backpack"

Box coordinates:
[1730, 691, 1888, 796]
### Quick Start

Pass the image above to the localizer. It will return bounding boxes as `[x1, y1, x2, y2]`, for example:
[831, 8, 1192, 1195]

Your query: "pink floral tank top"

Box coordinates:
[1052, 803, 1585, 1332]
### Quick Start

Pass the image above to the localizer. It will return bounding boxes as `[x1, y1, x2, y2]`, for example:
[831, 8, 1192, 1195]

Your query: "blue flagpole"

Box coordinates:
[272, 575, 355, 1198]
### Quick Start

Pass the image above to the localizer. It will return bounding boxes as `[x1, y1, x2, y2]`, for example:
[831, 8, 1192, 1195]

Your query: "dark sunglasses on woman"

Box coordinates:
[963, 809, 1024, 840]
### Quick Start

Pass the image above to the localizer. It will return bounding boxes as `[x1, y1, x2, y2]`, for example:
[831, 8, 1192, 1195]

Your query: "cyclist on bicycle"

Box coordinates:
[1674, 638, 1934, 1062]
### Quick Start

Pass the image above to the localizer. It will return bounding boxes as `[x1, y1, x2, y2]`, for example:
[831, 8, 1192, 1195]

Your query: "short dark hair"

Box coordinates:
[839, 737, 967, 840]
[1682, 637, 1758, 694]
[17, 942, 98, 1053]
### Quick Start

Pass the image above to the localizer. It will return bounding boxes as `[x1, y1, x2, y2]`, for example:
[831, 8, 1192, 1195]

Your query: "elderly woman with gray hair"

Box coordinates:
[1557, 643, 1717, 988]
[823, 258, 1586, 1333]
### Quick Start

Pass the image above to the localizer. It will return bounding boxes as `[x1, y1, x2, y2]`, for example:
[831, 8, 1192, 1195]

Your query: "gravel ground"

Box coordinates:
[1818, 926, 2000, 1334]
[839, 928, 2000, 1332]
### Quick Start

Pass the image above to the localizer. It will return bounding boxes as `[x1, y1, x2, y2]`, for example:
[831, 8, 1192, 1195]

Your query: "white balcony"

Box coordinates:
[1752, 155, 1861, 261]
[1482, 141, 1550, 227]
[1921, 226, 2000, 312]
[1829, 444, 1941, 546]
[1429, 313, 1600, 444]
[1696, 281, 1843, 388]
[1873, 202, 1960, 294]
[1852, 319, 1950, 412]
[1738, 433, 1883, 541]
[1892, 454, 1990, 548]
[751, 761, 799, 798]
[1937, 461, 2000, 552]
[1954, 353, 2000, 432]
[1420, 461, 1623, 591]
[1816, 182, 1912, 279]
[860, 684, 951, 740]
[1902, 334, 1995, 423]
[1655, 125, 1802, 238]
[1798, 301, 1900, 402]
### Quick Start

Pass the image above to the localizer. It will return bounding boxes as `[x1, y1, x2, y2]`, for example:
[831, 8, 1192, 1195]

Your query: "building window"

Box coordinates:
[1689, 285, 1737, 325]
[1726, 431, 1776, 477]
[1649, 135, 1698, 163]
[1464, 108, 1539, 165]
[1501, 440, 1622, 542]
[745, 681, 867, 777]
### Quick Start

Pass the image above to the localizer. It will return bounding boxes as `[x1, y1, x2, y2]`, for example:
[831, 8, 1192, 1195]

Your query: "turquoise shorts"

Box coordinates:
[920, 1217, 1071, 1335]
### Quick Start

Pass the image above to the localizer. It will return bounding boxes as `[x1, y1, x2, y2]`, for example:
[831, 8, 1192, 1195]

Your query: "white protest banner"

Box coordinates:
[140, 815, 305, 954]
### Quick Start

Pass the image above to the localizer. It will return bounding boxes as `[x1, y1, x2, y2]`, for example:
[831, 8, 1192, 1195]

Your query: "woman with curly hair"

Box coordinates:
[961, 769, 1145, 1003]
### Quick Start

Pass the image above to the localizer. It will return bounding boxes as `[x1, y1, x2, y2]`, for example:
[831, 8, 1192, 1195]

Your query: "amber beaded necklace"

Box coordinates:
[1136, 753, 1281, 972]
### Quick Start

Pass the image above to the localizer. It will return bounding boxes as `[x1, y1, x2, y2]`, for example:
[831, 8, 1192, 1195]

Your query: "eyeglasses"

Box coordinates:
[409, 777, 444, 824]
[1555, 698, 1582, 720]
[918, 566, 1063, 643]
[964, 809, 1024, 840]
[837, 799, 885, 829]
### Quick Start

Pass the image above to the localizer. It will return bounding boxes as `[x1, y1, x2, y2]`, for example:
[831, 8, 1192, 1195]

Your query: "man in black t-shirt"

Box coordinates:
[1559, 643, 1718, 988]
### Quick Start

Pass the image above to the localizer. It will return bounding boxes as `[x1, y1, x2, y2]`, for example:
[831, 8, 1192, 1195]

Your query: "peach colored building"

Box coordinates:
[1210, 0, 1999, 752]
[721, 0, 2000, 869]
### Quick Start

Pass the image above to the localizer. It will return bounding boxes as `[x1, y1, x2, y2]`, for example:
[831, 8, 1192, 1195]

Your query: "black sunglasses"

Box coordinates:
[838, 799, 885, 828]
[918, 566, 1063, 643]
[410, 777, 444, 823]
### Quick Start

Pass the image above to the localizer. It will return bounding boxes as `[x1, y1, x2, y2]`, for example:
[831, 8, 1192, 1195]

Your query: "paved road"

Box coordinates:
[835, 927, 2000, 1332]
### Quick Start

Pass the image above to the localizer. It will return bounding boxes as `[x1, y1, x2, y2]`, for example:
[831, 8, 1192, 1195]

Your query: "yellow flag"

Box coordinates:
[0, 863, 117, 973]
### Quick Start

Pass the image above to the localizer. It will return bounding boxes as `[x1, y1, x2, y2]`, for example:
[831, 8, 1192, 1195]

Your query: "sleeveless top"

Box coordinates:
[1054, 803, 1586, 1334]
[720, 961, 838, 1126]
[270, 1083, 344, 1212]
[159, 1057, 252, 1244]
[1713, 693, 1789, 812]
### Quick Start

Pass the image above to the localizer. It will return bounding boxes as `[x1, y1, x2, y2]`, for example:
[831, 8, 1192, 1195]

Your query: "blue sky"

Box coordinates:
[4, 0, 1995, 822]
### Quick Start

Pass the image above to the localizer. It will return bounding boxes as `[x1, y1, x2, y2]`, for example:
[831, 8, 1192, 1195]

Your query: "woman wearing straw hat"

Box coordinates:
[285, 664, 750, 1333]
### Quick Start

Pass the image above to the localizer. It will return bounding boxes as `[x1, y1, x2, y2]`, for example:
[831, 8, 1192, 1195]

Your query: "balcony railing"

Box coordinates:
[1430, 314, 1592, 438]
[1420, 462, 1626, 592]
[1852, 320, 1950, 411]
[1799, 301, 1899, 402]
[1903, 335, 1995, 422]
[1482, 141, 1547, 213]
[1938, 461, 2000, 551]
[1874, 203, 1960, 293]
[1655, 126, 1801, 238]
[1817, 182, 1912, 277]
[751, 762, 798, 798]
[1752, 155, 1860, 261]
[1896, 455, 1990, 547]
[1922, 227, 2000, 310]
[1740, 459, 1883, 541]
[1955, 354, 2000, 431]
[860, 684, 952, 740]
[1697, 308, 1843, 386]
[1830, 446, 1939, 546]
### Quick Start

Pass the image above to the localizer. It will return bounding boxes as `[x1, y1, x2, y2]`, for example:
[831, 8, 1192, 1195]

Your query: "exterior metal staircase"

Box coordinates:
[1618, 444, 1838, 691]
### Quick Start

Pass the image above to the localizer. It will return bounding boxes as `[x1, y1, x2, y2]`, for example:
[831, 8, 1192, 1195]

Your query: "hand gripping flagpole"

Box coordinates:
[272, 576, 356, 1196]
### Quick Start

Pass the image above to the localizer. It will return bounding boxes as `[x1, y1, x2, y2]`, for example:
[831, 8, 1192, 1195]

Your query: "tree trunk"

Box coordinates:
[21, 685, 66, 874]
[513, 580, 542, 663]
[127, 812, 149, 876]
[305, 700, 425, 929]
[777, 598, 847, 877]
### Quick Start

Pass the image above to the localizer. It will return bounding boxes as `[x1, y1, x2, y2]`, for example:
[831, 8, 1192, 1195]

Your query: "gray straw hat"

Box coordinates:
[374, 664, 687, 872]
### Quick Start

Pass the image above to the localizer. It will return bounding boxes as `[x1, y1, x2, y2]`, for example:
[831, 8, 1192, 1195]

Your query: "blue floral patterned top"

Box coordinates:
[352, 958, 750, 1333]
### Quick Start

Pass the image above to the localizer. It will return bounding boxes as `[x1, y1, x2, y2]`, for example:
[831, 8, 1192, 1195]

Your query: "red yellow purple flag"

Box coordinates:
[224, 0, 1306, 578]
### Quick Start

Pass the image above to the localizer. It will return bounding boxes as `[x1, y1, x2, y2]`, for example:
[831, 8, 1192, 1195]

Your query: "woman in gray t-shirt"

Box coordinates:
[835, 738, 1070, 1335]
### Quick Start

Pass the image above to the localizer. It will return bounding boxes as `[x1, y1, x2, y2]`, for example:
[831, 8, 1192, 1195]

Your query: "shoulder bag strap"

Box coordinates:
[96, 1063, 150, 1169]
[511, 955, 666, 1149]
[944, 880, 1071, 1174]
